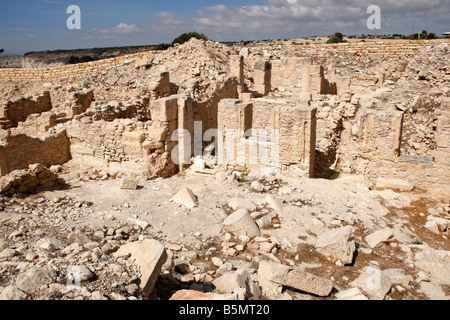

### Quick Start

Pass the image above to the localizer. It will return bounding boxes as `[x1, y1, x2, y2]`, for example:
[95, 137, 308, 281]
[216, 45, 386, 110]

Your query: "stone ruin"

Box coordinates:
[0, 39, 448, 193]
[0, 38, 449, 301]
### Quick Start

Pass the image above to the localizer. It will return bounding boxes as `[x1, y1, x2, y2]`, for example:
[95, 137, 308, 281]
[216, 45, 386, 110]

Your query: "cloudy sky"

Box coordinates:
[0, 0, 449, 54]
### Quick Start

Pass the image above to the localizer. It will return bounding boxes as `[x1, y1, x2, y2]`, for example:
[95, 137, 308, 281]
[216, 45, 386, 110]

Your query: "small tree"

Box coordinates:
[172, 32, 208, 45]
[327, 32, 344, 44]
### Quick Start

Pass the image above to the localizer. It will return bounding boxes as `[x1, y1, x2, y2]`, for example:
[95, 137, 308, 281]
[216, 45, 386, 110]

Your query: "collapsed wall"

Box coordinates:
[0, 129, 71, 176]
[0, 91, 52, 129]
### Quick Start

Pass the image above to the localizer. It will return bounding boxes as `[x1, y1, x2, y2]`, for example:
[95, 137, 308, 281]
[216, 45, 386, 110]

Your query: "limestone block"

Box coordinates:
[258, 260, 333, 297]
[365, 228, 393, 248]
[315, 225, 356, 264]
[120, 177, 138, 190]
[170, 290, 238, 300]
[228, 197, 257, 211]
[223, 208, 261, 239]
[350, 266, 392, 300]
[114, 239, 167, 297]
[150, 96, 178, 122]
[170, 187, 198, 209]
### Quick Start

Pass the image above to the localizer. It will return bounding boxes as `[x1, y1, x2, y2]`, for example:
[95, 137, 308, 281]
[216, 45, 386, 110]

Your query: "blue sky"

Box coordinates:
[0, 0, 449, 54]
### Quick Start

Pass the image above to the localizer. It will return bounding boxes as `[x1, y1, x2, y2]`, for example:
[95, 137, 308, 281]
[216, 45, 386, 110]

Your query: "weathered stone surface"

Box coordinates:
[335, 288, 368, 300]
[315, 225, 356, 264]
[115, 239, 167, 296]
[170, 290, 238, 300]
[0, 286, 27, 300]
[258, 260, 333, 297]
[212, 269, 261, 300]
[17, 267, 53, 294]
[228, 197, 257, 212]
[382, 269, 413, 286]
[350, 266, 392, 300]
[365, 228, 393, 248]
[223, 208, 261, 239]
[120, 177, 138, 190]
[374, 178, 414, 191]
[171, 187, 198, 209]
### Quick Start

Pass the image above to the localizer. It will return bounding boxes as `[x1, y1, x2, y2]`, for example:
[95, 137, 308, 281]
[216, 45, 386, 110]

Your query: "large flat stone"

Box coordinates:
[258, 260, 333, 297]
[115, 239, 167, 297]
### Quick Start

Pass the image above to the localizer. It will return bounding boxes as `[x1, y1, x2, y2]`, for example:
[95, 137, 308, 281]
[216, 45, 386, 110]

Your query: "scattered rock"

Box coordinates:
[170, 187, 198, 209]
[350, 266, 392, 300]
[0, 286, 27, 300]
[169, 290, 238, 300]
[365, 228, 393, 248]
[228, 197, 256, 212]
[120, 177, 138, 190]
[17, 267, 53, 294]
[223, 209, 261, 239]
[114, 239, 167, 297]
[334, 288, 368, 300]
[258, 260, 333, 297]
[315, 225, 356, 265]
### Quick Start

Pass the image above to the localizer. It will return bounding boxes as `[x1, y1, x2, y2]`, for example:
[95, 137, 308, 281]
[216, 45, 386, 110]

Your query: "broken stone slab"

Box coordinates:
[120, 177, 138, 190]
[114, 239, 167, 297]
[170, 187, 198, 209]
[314, 225, 356, 265]
[365, 227, 393, 248]
[425, 216, 449, 234]
[212, 269, 261, 300]
[17, 267, 53, 294]
[382, 269, 413, 286]
[374, 178, 414, 191]
[258, 260, 333, 297]
[170, 290, 238, 300]
[0, 285, 27, 300]
[334, 288, 368, 300]
[350, 266, 392, 300]
[265, 194, 283, 213]
[228, 197, 257, 212]
[223, 208, 261, 239]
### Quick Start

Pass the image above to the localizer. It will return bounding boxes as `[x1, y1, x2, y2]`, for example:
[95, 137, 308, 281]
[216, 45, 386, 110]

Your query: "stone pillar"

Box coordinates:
[177, 94, 195, 171]
[279, 104, 317, 178]
[254, 60, 271, 96]
[300, 58, 313, 95]
[230, 55, 245, 94]
[217, 99, 253, 167]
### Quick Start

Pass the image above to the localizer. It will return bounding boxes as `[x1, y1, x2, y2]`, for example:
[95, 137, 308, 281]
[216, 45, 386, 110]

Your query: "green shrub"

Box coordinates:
[172, 32, 208, 45]
[154, 43, 172, 51]
[327, 32, 344, 44]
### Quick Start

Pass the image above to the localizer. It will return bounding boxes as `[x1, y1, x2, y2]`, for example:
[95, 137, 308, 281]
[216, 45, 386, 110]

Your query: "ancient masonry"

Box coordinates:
[0, 38, 449, 194]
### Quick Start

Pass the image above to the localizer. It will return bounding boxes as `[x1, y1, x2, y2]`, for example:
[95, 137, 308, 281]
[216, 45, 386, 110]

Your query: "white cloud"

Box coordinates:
[105, 23, 141, 34]
[192, 0, 450, 39]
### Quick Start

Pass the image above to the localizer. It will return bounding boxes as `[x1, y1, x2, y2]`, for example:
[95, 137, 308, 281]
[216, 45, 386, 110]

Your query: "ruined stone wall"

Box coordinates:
[0, 91, 52, 129]
[270, 57, 336, 95]
[194, 76, 239, 134]
[290, 39, 450, 58]
[0, 51, 153, 81]
[217, 98, 316, 178]
[332, 97, 450, 193]
[65, 94, 194, 179]
[0, 129, 71, 176]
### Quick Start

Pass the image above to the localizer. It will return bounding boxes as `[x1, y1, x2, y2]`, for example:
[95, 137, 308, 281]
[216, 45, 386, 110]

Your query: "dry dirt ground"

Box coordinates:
[1, 163, 448, 300]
